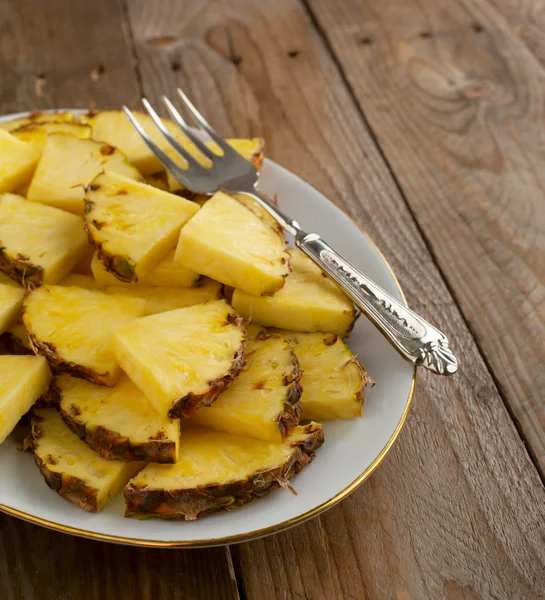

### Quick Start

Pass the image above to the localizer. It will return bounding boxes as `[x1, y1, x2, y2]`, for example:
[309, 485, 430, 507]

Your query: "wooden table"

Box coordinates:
[1, 0, 544, 598]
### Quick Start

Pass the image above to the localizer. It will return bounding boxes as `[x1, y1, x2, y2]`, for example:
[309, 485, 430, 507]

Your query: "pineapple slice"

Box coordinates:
[166, 138, 264, 193]
[0, 283, 24, 333]
[106, 278, 222, 315]
[84, 172, 199, 283]
[26, 133, 142, 214]
[0, 323, 32, 355]
[81, 110, 183, 175]
[12, 122, 91, 156]
[278, 331, 372, 420]
[29, 408, 143, 512]
[0, 129, 39, 193]
[91, 250, 199, 288]
[113, 299, 246, 418]
[0, 111, 76, 132]
[0, 194, 89, 287]
[58, 274, 97, 290]
[0, 356, 51, 444]
[23, 285, 146, 385]
[124, 422, 323, 520]
[192, 326, 302, 443]
[176, 192, 290, 296]
[232, 249, 356, 337]
[55, 374, 180, 463]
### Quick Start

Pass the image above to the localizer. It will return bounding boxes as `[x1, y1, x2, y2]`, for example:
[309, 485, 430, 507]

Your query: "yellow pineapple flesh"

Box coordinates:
[55, 373, 180, 463]
[192, 325, 301, 443]
[176, 192, 290, 296]
[12, 122, 91, 156]
[0, 283, 24, 333]
[0, 355, 51, 444]
[124, 422, 323, 520]
[113, 299, 246, 418]
[278, 331, 371, 420]
[29, 408, 143, 512]
[232, 249, 356, 337]
[84, 172, 199, 283]
[0, 111, 76, 132]
[0, 129, 39, 193]
[26, 133, 142, 214]
[23, 285, 146, 385]
[0, 194, 89, 286]
[105, 278, 222, 315]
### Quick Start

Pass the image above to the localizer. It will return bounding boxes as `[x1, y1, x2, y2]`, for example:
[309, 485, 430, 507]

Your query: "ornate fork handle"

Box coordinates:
[296, 232, 457, 375]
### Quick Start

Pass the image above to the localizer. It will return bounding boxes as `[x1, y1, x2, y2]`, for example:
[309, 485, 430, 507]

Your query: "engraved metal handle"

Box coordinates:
[240, 190, 458, 375]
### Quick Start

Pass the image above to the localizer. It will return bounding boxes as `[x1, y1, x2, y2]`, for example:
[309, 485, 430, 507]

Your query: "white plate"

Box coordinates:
[0, 110, 415, 547]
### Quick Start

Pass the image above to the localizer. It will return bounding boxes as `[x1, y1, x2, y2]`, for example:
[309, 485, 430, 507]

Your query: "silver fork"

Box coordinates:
[122, 90, 458, 375]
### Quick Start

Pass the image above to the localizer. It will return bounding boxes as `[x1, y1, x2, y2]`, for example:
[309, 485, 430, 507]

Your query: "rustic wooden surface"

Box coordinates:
[0, 0, 544, 599]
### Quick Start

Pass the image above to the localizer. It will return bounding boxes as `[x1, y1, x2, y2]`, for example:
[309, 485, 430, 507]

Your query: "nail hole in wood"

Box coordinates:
[287, 50, 300, 58]
[171, 61, 180, 72]
[472, 23, 484, 33]
[358, 36, 373, 46]
[420, 31, 432, 39]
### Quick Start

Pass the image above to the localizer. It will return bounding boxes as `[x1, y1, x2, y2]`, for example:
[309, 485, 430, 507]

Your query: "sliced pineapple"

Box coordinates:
[106, 278, 222, 315]
[91, 250, 199, 289]
[23, 285, 146, 385]
[12, 122, 91, 156]
[0, 111, 76, 132]
[81, 110, 184, 175]
[113, 299, 246, 418]
[58, 274, 97, 290]
[277, 330, 372, 420]
[124, 422, 323, 520]
[29, 408, 143, 512]
[232, 249, 356, 337]
[0, 129, 39, 193]
[0, 194, 89, 287]
[26, 133, 142, 214]
[192, 325, 301, 443]
[166, 138, 264, 192]
[0, 323, 32, 355]
[0, 355, 51, 444]
[0, 283, 24, 334]
[55, 373, 180, 463]
[84, 172, 199, 283]
[176, 192, 289, 296]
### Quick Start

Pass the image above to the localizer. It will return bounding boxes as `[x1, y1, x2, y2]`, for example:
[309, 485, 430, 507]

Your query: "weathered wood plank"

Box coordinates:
[0, 1, 236, 598]
[304, 0, 545, 474]
[125, 1, 545, 598]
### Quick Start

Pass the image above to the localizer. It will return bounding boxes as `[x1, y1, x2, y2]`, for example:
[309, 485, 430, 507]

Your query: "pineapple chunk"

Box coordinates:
[277, 331, 372, 420]
[0, 283, 24, 334]
[192, 326, 301, 443]
[29, 408, 143, 512]
[91, 250, 199, 288]
[58, 274, 97, 290]
[55, 374, 180, 463]
[232, 249, 356, 337]
[84, 172, 199, 283]
[82, 110, 183, 175]
[124, 422, 323, 520]
[176, 192, 289, 296]
[12, 122, 91, 156]
[23, 286, 146, 385]
[0, 194, 89, 287]
[106, 278, 222, 315]
[0, 129, 39, 193]
[145, 171, 170, 191]
[0, 323, 32, 355]
[166, 138, 264, 192]
[0, 111, 76, 132]
[113, 299, 246, 418]
[26, 133, 142, 214]
[0, 356, 51, 444]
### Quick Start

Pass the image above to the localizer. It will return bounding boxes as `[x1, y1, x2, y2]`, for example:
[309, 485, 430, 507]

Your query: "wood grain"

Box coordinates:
[124, 1, 545, 598]
[303, 0, 545, 474]
[0, 1, 236, 598]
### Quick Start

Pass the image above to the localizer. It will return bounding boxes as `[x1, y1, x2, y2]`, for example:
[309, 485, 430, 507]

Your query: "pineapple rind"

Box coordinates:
[0, 323, 32, 355]
[54, 374, 180, 463]
[123, 422, 323, 520]
[29, 408, 143, 512]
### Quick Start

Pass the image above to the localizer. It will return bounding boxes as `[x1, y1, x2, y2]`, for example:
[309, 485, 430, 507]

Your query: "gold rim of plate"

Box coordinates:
[0, 110, 417, 548]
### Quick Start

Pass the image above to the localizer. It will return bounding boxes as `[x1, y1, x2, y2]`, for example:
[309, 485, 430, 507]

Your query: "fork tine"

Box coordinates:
[122, 106, 198, 189]
[140, 98, 207, 171]
[176, 88, 234, 154]
[161, 95, 218, 161]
